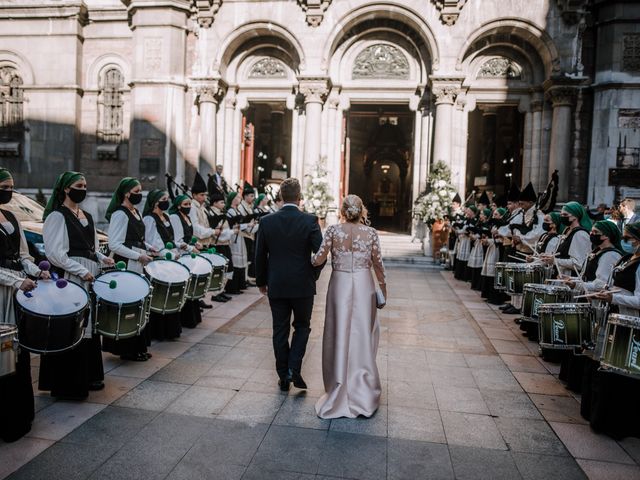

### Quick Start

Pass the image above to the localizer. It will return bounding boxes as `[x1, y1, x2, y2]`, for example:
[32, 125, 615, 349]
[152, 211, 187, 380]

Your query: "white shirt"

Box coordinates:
[514, 206, 545, 249]
[498, 208, 524, 237]
[612, 259, 640, 316]
[189, 199, 215, 240]
[108, 209, 150, 262]
[579, 250, 622, 292]
[556, 229, 591, 276]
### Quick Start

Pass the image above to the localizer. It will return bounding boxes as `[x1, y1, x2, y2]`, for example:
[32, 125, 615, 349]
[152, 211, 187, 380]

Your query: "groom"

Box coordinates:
[255, 178, 324, 391]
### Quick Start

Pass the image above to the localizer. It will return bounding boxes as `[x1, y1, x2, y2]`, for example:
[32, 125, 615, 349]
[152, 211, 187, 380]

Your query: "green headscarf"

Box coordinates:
[254, 193, 266, 209]
[468, 205, 478, 215]
[496, 207, 507, 218]
[143, 189, 167, 217]
[169, 194, 189, 215]
[105, 177, 140, 221]
[0, 168, 12, 183]
[625, 222, 640, 242]
[225, 191, 238, 210]
[594, 220, 622, 251]
[562, 201, 592, 231]
[482, 208, 492, 219]
[549, 212, 564, 233]
[43, 171, 84, 220]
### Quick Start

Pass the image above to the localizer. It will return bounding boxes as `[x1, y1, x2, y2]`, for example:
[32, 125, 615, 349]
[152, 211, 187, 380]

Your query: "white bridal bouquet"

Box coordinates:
[304, 157, 334, 219]
[413, 161, 457, 228]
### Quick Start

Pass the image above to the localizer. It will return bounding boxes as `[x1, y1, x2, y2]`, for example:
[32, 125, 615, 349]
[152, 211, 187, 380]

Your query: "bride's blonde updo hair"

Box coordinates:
[341, 194, 368, 223]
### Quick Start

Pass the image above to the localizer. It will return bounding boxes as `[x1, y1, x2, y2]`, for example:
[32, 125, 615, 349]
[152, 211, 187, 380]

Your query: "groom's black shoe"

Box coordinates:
[278, 377, 291, 392]
[290, 370, 307, 389]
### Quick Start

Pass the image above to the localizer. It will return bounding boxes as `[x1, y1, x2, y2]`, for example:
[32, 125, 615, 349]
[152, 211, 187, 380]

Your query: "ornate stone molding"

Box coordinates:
[298, 77, 330, 104]
[191, 0, 222, 28]
[477, 58, 522, 79]
[297, 0, 332, 27]
[224, 88, 237, 109]
[432, 0, 468, 26]
[192, 78, 226, 105]
[249, 58, 288, 79]
[352, 44, 410, 80]
[544, 86, 576, 108]
[327, 90, 340, 110]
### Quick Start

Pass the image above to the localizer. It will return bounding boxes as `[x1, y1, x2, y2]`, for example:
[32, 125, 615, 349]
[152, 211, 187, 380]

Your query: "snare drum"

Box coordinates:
[179, 254, 213, 300]
[15, 280, 89, 354]
[145, 260, 190, 314]
[93, 271, 151, 340]
[505, 263, 546, 295]
[522, 284, 572, 323]
[0, 323, 18, 377]
[538, 303, 593, 350]
[494, 262, 508, 291]
[200, 253, 228, 292]
[601, 314, 640, 377]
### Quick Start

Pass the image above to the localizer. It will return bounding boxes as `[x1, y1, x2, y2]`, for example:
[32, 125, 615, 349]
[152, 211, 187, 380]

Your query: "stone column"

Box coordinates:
[194, 79, 225, 175]
[431, 86, 457, 169]
[326, 91, 341, 206]
[529, 99, 544, 190]
[222, 88, 237, 183]
[299, 77, 330, 176]
[545, 85, 576, 202]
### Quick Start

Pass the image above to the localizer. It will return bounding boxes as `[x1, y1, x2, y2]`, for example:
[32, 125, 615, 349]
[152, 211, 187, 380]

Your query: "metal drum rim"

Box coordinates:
[523, 283, 571, 294]
[607, 313, 640, 329]
[145, 258, 191, 281]
[14, 279, 90, 316]
[538, 303, 593, 313]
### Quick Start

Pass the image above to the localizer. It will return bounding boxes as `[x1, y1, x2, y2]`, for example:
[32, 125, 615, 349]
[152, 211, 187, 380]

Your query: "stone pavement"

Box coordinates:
[2, 268, 640, 479]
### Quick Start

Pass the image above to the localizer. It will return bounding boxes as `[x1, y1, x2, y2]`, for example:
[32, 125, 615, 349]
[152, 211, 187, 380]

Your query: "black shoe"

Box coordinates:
[199, 300, 213, 309]
[278, 377, 291, 392]
[503, 306, 521, 315]
[499, 303, 513, 311]
[290, 371, 307, 389]
[212, 294, 228, 303]
[88, 381, 105, 391]
[221, 294, 232, 300]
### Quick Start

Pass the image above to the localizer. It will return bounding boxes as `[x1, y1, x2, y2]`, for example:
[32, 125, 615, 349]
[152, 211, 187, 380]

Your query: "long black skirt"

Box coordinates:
[454, 260, 467, 280]
[470, 267, 482, 291]
[559, 351, 587, 393]
[0, 348, 34, 442]
[588, 368, 640, 439]
[148, 311, 182, 341]
[180, 300, 202, 329]
[245, 238, 255, 279]
[227, 267, 246, 294]
[102, 328, 148, 357]
[38, 336, 104, 398]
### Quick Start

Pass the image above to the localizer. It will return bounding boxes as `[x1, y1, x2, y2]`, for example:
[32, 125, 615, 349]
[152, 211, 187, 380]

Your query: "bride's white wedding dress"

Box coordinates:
[312, 222, 386, 419]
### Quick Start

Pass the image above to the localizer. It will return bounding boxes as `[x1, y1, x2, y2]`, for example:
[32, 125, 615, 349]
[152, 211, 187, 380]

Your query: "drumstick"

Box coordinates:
[94, 279, 118, 289]
[508, 255, 525, 262]
[574, 288, 621, 299]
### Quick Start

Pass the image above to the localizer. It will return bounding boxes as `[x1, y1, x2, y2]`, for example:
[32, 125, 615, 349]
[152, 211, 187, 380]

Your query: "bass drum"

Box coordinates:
[15, 279, 89, 354]
[0, 323, 18, 377]
[179, 254, 213, 300]
[200, 252, 228, 293]
[145, 260, 190, 314]
[93, 270, 151, 340]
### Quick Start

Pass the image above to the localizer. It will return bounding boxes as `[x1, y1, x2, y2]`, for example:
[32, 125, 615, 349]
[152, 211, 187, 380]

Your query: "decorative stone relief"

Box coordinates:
[352, 44, 410, 80]
[193, 79, 226, 105]
[619, 110, 640, 129]
[432, 0, 468, 26]
[432, 85, 459, 105]
[249, 58, 288, 79]
[545, 86, 576, 107]
[477, 58, 522, 79]
[0, 66, 23, 144]
[298, 77, 330, 104]
[297, 0, 332, 27]
[191, 0, 222, 28]
[623, 34, 640, 73]
[143, 38, 162, 73]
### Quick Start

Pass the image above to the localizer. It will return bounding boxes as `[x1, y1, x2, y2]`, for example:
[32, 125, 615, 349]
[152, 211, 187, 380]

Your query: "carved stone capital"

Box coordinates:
[297, 0, 332, 27]
[432, 0, 468, 26]
[298, 77, 330, 104]
[545, 86, 576, 108]
[327, 91, 340, 109]
[224, 88, 237, 109]
[193, 78, 226, 105]
[432, 85, 460, 105]
[192, 0, 222, 28]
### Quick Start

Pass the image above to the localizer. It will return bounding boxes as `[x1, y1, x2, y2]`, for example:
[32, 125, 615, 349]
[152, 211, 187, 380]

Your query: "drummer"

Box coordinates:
[497, 186, 525, 314]
[0, 167, 42, 441]
[143, 189, 183, 340]
[530, 212, 563, 258]
[238, 182, 259, 285]
[467, 207, 490, 291]
[453, 205, 476, 280]
[541, 202, 591, 277]
[225, 191, 252, 293]
[481, 207, 508, 305]
[104, 177, 154, 362]
[169, 194, 203, 328]
[40, 171, 115, 398]
[209, 189, 236, 302]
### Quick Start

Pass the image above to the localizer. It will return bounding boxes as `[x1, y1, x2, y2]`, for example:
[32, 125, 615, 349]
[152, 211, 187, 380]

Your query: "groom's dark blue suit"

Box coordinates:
[255, 205, 324, 381]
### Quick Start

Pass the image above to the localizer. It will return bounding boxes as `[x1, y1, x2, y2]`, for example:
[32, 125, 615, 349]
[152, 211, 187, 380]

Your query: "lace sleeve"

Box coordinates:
[311, 225, 333, 266]
[371, 229, 386, 284]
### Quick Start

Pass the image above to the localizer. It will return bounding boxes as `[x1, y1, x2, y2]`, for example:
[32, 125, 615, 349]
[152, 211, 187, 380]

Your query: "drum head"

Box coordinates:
[16, 280, 89, 316]
[179, 255, 213, 275]
[94, 271, 150, 303]
[145, 260, 190, 283]
[201, 253, 227, 267]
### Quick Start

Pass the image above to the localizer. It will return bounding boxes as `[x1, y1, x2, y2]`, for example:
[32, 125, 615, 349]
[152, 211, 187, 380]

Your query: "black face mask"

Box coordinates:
[158, 200, 170, 211]
[68, 188, 86, 204]
[180, 206, 191, 215]
[542, 222, 552, 232]
[0, 189, 12, 205]
[128, 192, 142, 205]
[560, 216, 572, 226]
[590, 234, 605, 248]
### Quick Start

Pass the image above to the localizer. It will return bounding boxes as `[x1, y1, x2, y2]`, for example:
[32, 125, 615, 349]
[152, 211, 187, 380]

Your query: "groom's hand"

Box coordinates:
[259, 285, 268, 295]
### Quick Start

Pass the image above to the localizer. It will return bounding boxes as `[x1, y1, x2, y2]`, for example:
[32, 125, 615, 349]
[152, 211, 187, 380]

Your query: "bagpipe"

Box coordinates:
[165, 173, 191, 201]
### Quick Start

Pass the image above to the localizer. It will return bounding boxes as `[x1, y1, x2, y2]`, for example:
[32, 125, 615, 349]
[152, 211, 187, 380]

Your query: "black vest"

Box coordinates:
[58, 207, 97, 261]
[583, 247, 620, 282]
[117, 206, 145, 250]
[556, 227, 589, 259]
[613, 255, 640, 294]
[536, 232, 557, 254]
[177, 213, 193, 244]
[0, 209, 22, 270]
[150, 212, 174, 245]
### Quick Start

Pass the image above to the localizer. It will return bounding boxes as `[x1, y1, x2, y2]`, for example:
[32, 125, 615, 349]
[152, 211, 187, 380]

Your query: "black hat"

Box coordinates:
[452, 193, 462, 204]
[242, 181, 255, 196]
[507, 185, 521, 202]
[192, 172, 207, 194]
[520, 182, 537, 202]
[478, 191, 490, 206]
[210, 190, 225, 203]
[493, 194, 507, 208]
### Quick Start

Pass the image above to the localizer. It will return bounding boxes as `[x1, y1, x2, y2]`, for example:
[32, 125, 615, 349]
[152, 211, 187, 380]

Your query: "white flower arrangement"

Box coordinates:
[304, 157, 334, 219]
[413, 161, 457, 228]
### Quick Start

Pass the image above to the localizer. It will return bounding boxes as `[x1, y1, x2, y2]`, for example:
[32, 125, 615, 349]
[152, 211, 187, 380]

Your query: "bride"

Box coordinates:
[312, 194, 387, 419]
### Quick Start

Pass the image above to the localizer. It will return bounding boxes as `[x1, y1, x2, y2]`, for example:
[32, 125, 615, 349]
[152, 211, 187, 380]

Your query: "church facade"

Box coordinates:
[0, 0, 638, 229]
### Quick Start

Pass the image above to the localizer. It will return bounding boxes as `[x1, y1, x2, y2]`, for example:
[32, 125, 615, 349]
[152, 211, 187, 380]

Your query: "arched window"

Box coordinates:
[0, 66, 24, 143]
[98, 67, 124, 144]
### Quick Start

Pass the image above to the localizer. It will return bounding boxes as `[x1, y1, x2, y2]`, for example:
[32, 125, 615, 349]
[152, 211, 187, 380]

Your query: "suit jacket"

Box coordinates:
[255, 205, 323, 298]
[618, 213, 640, 231]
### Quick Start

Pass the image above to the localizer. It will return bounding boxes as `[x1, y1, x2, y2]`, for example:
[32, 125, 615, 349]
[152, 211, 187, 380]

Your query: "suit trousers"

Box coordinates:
[268, 296, 314, 379]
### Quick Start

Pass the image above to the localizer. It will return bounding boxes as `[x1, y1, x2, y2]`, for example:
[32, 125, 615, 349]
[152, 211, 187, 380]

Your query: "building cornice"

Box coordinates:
[0, 1, 88, 24]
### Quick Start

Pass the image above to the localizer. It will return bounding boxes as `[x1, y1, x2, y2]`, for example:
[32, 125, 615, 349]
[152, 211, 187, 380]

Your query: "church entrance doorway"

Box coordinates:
[345, 104, 414, 233]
